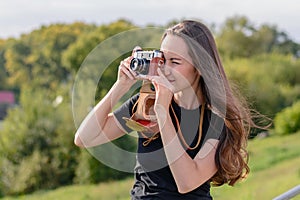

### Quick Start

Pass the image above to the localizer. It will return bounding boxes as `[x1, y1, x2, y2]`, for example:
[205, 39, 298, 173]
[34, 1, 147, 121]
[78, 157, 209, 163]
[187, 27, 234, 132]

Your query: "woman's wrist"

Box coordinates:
[155, 94, 172, 108]
[154, 103, 170, 126]
[114, 80, 132, 93]
[103, 81, 131, 106]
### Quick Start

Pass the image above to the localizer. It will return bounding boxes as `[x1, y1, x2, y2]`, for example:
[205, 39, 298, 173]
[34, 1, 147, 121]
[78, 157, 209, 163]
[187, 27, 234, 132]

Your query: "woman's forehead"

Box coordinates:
[160, 34, 192, 62]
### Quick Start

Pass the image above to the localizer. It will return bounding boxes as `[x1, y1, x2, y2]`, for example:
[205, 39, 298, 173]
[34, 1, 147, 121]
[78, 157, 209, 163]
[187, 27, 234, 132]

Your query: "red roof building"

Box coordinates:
[0, 91, 15, 120]
[0, 91, 15, 104]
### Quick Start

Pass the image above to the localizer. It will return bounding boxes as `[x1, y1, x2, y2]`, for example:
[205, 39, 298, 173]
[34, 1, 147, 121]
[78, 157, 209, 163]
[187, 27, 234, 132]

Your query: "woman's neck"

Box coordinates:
[174, 86, 203, 110]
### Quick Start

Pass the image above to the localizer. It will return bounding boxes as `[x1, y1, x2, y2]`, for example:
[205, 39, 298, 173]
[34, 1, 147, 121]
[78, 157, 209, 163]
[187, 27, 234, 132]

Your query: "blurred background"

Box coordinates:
[0, 0, 299, 199]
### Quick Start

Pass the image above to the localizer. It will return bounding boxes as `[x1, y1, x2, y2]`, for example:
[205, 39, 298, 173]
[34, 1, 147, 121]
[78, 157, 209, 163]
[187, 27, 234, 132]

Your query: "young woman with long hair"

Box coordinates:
[75, 20, 257, 199]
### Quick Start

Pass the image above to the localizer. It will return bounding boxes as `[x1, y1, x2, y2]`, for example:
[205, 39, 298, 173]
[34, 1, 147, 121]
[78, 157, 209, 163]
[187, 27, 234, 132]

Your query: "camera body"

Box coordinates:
[130, 50, 164, 76]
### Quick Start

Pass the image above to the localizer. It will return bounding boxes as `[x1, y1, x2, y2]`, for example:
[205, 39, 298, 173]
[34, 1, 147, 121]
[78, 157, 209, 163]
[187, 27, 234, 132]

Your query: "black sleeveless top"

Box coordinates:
[113, 94, 224, 199]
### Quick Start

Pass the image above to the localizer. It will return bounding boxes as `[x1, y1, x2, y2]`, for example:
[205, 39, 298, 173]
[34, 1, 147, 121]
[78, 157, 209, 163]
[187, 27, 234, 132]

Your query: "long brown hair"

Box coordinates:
[163, 20, 256, 186]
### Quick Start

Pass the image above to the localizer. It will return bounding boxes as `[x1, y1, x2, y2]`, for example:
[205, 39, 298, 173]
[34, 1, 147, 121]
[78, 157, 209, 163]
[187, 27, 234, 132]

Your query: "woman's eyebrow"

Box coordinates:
[169, 57, 182, 61]
[163, 52, 183, 60]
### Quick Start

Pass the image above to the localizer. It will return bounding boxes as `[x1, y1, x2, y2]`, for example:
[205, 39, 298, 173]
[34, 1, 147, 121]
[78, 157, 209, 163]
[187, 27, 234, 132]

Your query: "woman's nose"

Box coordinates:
[162, 65, 171, 76]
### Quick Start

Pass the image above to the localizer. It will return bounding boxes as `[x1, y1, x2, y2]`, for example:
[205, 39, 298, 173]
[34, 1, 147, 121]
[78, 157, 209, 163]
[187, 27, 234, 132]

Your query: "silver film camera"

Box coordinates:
[130, 50, 164, 75]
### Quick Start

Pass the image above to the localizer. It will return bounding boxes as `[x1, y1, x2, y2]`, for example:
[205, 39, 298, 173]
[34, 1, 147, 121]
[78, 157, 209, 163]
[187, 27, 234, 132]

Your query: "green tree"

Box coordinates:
[217, 16, 257, 58]
[0, 85, 78, 195]
[62, 19, 136, 73]
[224, 53, 300, 118]
[274, 100, 300, 135]
[217, 15, 300, 58]
[0, 39, 20, 100]
[0, 39, 8, 90]
[4, 22, 96, 91]
[0, 25, 96, 194]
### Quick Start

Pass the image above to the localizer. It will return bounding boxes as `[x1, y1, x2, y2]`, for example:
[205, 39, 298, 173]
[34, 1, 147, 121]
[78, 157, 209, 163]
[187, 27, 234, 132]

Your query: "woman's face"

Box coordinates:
[160, 34, 200, 93]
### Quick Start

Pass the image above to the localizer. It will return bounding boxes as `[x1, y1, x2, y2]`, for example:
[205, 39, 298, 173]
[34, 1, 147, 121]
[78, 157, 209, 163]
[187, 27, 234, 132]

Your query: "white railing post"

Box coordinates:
[273, 185, 300, 200]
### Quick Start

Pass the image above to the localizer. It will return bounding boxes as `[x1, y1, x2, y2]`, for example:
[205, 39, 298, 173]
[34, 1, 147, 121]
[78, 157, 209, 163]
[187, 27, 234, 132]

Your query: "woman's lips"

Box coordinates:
[165, 75, 175, 83]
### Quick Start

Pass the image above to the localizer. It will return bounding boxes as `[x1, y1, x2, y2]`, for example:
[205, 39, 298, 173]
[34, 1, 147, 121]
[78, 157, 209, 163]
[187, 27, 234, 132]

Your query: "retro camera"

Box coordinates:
[130, 50, 164, 75]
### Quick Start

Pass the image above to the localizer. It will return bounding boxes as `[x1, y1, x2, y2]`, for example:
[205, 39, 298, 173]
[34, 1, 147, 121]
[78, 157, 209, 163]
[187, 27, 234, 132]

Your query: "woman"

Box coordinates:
[75, 20, 254, 199]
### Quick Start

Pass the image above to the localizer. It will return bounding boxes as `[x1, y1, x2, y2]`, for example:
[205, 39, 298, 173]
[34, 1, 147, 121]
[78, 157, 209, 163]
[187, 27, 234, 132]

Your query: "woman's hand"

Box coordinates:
[144, 68, 175, 110]
[117, 57, 136, 85]
[116, 47, 142, 89]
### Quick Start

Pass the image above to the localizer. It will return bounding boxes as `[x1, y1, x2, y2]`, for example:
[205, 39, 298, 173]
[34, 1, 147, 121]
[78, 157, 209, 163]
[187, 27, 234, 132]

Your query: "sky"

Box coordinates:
[0, 0, 300, 42]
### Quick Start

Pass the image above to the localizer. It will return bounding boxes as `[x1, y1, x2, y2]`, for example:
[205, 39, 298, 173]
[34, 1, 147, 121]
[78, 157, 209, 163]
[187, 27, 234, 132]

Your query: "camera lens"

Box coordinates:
[130, 58, 141, 71]
[130, 58, 149, 75]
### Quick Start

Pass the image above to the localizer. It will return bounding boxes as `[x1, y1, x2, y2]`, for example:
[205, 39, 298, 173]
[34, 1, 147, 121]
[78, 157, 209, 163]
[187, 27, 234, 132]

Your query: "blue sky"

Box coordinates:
[1, 0, 300, 42]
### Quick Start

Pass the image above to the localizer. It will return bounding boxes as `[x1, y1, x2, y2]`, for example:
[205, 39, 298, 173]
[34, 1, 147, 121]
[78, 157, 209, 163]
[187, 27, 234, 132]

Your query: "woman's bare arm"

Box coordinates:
[74, 55, 138, 148]
[74, 82, 130, 147]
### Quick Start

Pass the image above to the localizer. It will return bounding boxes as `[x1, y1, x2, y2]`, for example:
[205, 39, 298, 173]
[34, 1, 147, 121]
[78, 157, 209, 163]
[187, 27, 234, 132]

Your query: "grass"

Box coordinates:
[2, 132, 300, 200]
[211, 155, 300, 199]
[1, 179, 134, 200]
[212, 132, 300, 199]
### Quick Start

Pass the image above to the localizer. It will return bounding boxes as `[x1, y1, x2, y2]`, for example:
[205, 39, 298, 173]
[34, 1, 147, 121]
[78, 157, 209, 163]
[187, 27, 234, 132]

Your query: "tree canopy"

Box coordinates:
[217, 15, 300, 58]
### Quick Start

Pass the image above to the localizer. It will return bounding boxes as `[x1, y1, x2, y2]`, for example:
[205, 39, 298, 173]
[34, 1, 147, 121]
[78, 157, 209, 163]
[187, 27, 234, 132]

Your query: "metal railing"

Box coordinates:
[273, 185, 300, 200]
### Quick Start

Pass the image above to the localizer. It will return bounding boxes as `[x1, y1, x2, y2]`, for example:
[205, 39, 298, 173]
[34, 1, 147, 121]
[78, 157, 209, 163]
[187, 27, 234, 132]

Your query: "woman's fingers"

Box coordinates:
[143, 69, 175, 93]
[132, 46, 142, 55]
[119, 60, 136, 80]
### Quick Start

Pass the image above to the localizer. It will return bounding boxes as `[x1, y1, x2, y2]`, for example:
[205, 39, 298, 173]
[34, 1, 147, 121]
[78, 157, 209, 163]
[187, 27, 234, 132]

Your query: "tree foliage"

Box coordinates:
[0, 86, 77, 195]
[0, 40, 8, 90]
[224, 53, 300, 118]
[62, 19, 136, 73]
[274, 100, 300, 135]
[217, 15, 300, 58]
[4, 22, 96, 90]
